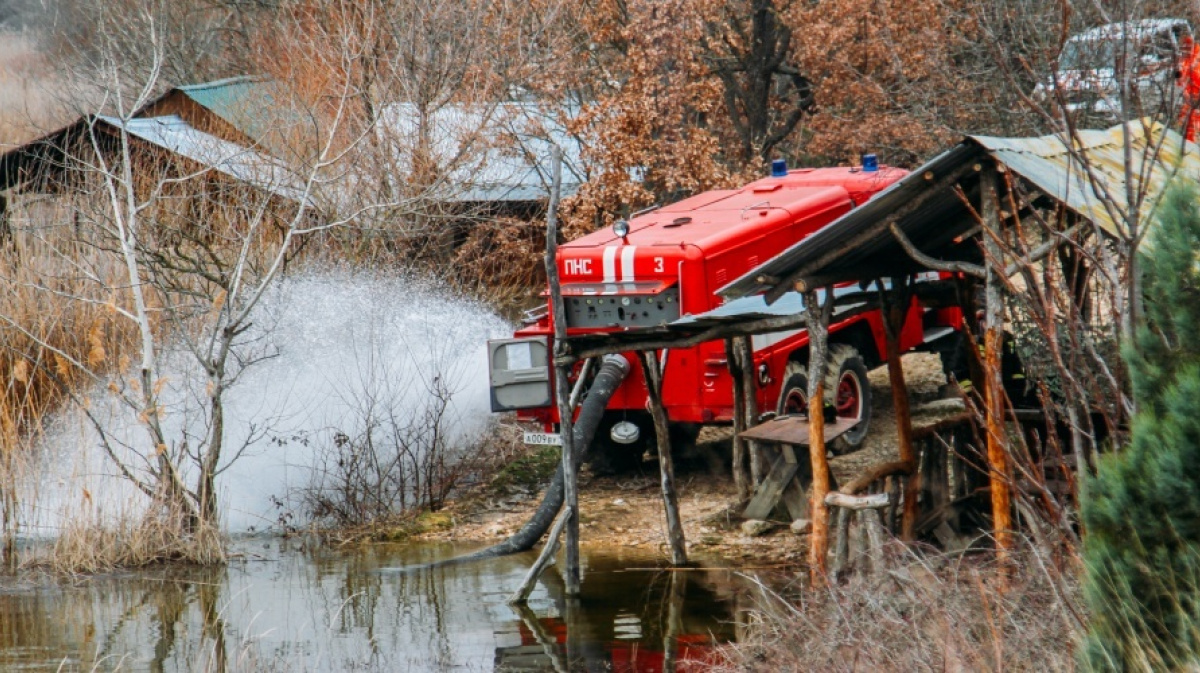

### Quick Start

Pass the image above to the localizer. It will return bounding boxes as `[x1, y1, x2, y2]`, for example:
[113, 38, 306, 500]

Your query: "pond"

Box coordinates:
[0, 538, 783, 671]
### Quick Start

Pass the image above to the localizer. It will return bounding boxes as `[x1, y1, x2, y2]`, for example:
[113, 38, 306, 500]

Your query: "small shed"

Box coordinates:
[135, 76, 296, 155]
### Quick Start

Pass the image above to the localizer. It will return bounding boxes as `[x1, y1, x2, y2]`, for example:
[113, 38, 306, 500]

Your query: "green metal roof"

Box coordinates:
[176, 76, 282, 145]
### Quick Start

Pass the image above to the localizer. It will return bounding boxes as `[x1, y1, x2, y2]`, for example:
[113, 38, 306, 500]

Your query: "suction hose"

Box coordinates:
[387, 353, 631, 570]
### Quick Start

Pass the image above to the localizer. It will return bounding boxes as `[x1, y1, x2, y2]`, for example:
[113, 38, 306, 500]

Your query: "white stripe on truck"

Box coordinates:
[621, 246, 637, 282]
[602, 246, 618, 282]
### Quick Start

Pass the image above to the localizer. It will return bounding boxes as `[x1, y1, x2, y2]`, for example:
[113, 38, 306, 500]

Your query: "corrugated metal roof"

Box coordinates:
[719, 142, 984, 299]
[101, 114, 309, 204]
[971, 120, 1197, 242]
[674, 284, 867, 327]
[376, 102, 585, 203]
[175, 76, 284, 145]
[721, 120, 1197, 300]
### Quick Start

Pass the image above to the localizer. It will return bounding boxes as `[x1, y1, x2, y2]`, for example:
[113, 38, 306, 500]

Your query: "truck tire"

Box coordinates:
[825, 344, 871, 452]
[776, 344, 872, 453]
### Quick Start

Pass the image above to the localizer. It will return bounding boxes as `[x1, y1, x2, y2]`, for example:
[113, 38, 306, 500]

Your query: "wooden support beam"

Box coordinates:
[725, 338, 750, 500]
[889, 223, 986, 278]
[638, 350, 688, 566]
[982, 165, 1015, 571]
[878, 277, 920, 541]
[838, 460, 915, 496]
[804, 288, 834, 584]
[543, 147, 581, 595]
[862, 508, 888, 578]
[560, 302, 877, 365]
[832, 507, 851, 576]
[766, 161, 979, 304]
[507, 509, 570, 605]
[734, 336, 764, 486]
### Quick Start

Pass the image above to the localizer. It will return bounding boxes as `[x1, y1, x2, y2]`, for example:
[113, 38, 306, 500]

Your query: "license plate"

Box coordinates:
[524, 432, 563, 446]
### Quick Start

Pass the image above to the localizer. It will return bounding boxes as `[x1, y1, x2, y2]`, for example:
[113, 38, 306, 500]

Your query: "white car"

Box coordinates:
[1036, 18, 1193, 120]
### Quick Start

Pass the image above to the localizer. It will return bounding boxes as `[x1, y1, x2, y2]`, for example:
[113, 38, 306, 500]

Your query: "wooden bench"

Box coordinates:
[739, 415, 859, 521]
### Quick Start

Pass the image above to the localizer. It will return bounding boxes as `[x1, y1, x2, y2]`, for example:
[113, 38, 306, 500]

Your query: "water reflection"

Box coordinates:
[0, 539, 764, 671]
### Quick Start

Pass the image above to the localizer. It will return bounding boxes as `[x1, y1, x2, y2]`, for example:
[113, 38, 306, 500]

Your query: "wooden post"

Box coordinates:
[543, 147, 582, 595]
[981, 165, 1014, 567]
[734, 336, 763, 486]
[725, 338, 750, 499]
[639, 350, 688, 566]
[803, 288, 834, 583]
[508, 509, 571, 605]
[511, 604, 569, 672]
[662, 570, 685, 672]
[878, 277, 919, 541]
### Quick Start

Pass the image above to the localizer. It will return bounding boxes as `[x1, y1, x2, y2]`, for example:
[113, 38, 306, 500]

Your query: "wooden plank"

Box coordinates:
[832, 508, 851, 576]
[742, 454, 801, 520]
[825, 492, 891, 510]
[740, 415, 857, 445]
[780, 478, 810, 520]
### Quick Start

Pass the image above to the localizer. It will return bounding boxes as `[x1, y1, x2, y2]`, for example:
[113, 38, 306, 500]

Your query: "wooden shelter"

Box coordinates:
[542, 119, 1197, 581]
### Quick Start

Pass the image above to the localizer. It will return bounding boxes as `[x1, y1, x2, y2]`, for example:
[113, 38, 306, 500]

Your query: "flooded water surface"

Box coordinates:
[0, 539, 773, 671]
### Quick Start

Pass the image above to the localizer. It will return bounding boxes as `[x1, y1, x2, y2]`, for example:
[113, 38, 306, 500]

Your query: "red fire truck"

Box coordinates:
[487, 160, 960, 467]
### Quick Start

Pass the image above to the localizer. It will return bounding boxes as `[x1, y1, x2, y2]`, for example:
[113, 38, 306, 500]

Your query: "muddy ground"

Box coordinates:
[424, 353, 960, 567]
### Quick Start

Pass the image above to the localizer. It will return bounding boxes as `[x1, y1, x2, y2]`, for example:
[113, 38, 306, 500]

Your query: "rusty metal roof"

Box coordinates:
[971, 120, 1196, 242]
[720, 120, 1197, 301]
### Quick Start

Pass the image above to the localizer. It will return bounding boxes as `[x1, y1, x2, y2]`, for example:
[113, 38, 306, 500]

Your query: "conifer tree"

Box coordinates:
[1082, 181, 1200, 670]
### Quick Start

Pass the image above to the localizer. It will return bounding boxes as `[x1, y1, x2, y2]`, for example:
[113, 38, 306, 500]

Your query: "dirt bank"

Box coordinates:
[423, 353, 956, 567]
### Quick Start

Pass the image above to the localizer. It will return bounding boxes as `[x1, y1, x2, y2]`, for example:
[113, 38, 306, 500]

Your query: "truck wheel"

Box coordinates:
[775, 346, 872, 453]
[825, 344, 871, 453]
[776, 361, 810, 417]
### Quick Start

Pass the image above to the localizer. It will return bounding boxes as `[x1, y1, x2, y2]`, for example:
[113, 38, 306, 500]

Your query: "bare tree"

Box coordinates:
[0, 3, 431, 560]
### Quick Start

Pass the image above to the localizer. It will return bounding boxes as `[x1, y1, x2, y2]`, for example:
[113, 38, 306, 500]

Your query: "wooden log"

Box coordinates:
[879, 277, 920, 541]
[804, 288, 834, 583]
[982, 165, 1015, 569]
[661, 569, 685, 672]
[735, 336, 764, 487]
[639, 350, 688, 566]
[725, 338, 749, 500]
[886, 475, 900, 535]
[838, 460, 915, 495]
[542, 147, 581, 595]
[825, 492, 891, 510]
[508, 508, 570, 605]
[911, 413, 973, 440]
[862, 508, 888, 578]
[742, 451, 801, 521]
[832, 507, 851, 577]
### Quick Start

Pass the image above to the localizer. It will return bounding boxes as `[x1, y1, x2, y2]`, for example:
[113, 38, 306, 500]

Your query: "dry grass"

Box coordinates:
[23, 506, 223, 574]
[714, 543, 1085, 672]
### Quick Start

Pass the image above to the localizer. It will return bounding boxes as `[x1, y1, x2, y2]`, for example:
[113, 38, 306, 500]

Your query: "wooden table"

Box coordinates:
[741, 415, 860, 521]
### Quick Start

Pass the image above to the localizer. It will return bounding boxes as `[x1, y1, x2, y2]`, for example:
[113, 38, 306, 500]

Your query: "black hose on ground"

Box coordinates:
[383, 353, 631, 571]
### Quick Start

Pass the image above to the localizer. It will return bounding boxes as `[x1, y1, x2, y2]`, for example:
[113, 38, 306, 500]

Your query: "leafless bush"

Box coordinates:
[715, 543, 1085, 671]
[290, 347, 507, 532]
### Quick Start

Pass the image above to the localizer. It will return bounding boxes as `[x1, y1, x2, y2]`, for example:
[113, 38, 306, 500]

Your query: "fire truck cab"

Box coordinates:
[488, 161, 959, 467]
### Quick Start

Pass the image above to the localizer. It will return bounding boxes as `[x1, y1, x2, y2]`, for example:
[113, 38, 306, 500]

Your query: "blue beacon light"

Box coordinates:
[770, 158, 788, 177]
